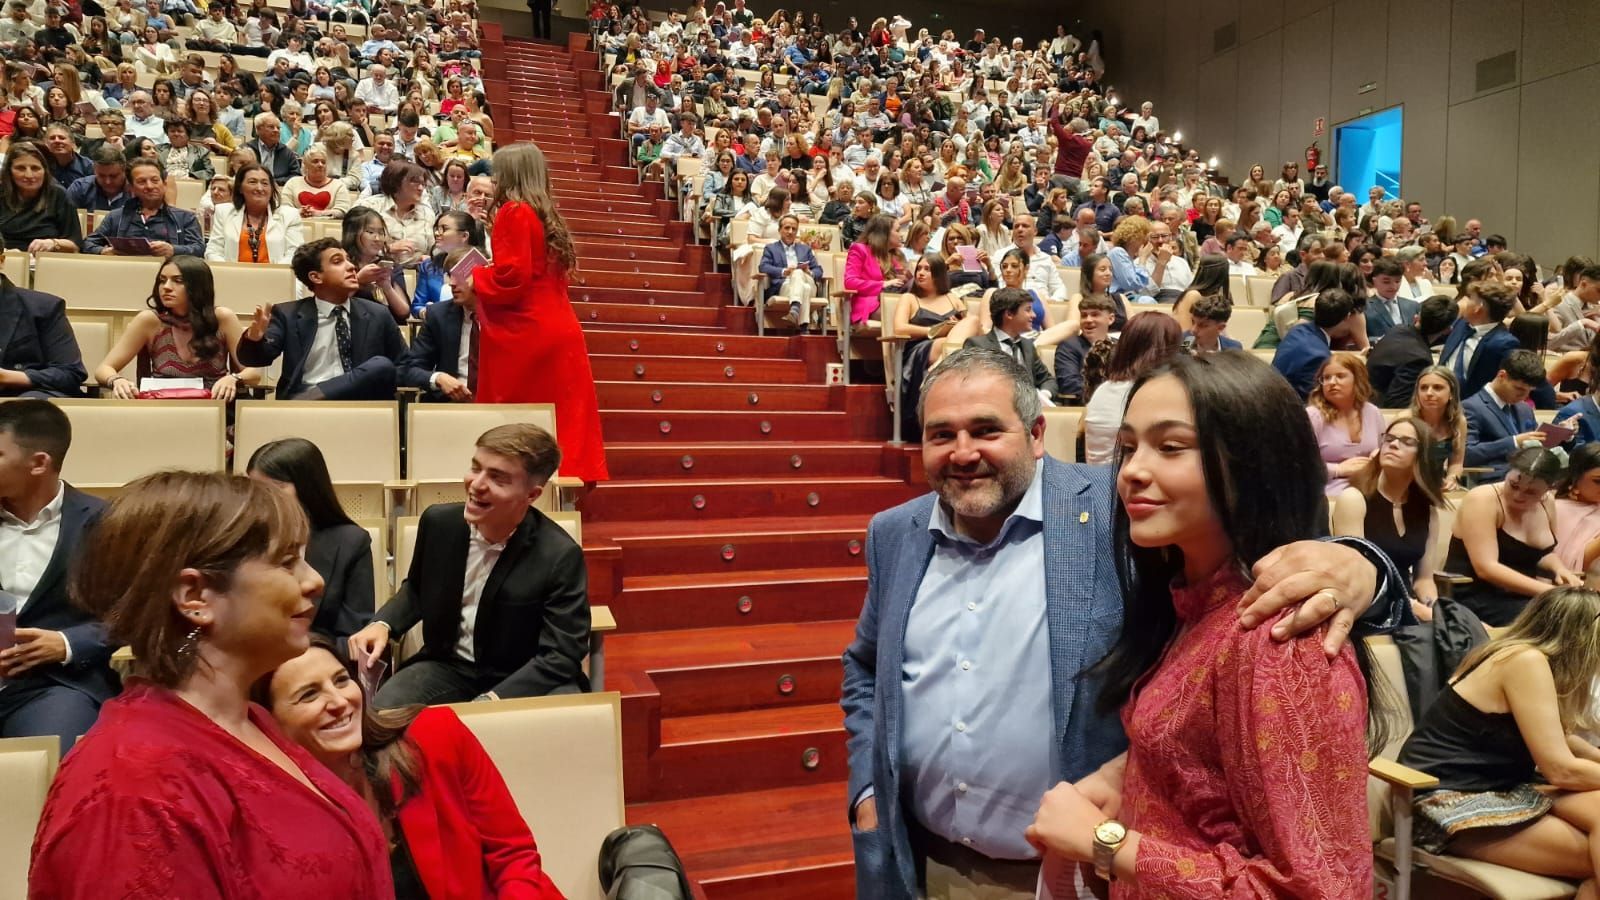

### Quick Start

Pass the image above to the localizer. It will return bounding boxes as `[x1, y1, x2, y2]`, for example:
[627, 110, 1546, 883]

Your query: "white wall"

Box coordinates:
[1083, 0, 1600, 267]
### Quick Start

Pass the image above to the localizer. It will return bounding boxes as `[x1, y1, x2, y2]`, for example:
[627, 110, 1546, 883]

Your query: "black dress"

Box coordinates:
[1443, 491, 1556, 626]
[899, 298, 962, 439]
[0, 187, 83, 250]
[1363, 488, 1430, 584]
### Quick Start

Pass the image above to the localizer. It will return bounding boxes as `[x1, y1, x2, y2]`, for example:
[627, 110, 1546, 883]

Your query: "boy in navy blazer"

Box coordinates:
[1272, 288, 1365, 400]
[236, 238, 405, 400]
[1439, 281, 1519, 398]
[1464, 350, 1549, 482]
[1185, 293, 1243, 354]
[1364, 256, 1420, 341]
[757, 214, 825, 325]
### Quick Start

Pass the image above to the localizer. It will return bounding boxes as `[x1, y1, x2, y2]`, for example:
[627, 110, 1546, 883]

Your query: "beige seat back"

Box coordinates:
[35, 254, 162, 311]
[1366, 635, 1409, 842]
[1042, 407, 1084, 463]
[173, 178, 206, 211]
[233, 401, 400, 519]
[406, 403, 559, 512]
[450, 694, 625, 900]
[392, 515, 423, 657]
[1244, 275, 1276, 307]
[66, 319, 111, 386]
[208, 263, 298, 315]
[2, 250, 26, 287]
[1228, 307, 1269, 349]
[52, 400, 227, 493]
[0, 736, 59, 900]
[547, 510, 582, 543]
[356, 518, 389, 608]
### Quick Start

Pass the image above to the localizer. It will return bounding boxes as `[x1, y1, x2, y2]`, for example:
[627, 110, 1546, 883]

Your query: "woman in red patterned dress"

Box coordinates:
[467, 142, 608, 483]
[1027, 352, 1384, 897]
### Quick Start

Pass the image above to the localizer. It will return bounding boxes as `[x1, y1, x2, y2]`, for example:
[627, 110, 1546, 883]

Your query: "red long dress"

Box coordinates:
[30, 680, 392, 900]
[472, 201, 609, 482]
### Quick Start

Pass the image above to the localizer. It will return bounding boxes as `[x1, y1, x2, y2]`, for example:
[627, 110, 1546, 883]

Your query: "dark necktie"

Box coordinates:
[331, 306, 353, 372]
[1008, 337, 1023, 362]
[467, 312, 480, 394]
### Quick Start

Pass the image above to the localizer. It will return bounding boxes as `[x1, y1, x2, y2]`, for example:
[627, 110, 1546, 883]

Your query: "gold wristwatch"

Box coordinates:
[1092, 819, 1128, 881]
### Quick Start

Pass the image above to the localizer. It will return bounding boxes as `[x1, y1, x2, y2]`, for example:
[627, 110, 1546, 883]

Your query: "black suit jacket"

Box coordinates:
[235, 296, 406, 399]
[244, 139, 302, 184]
[965, 329, 1053, 392]
[1367, 325, 1436, 409]
[398, 299, 466, 399]
[0, 278, 85, 397]
[377, 503, 590, 697]
[306, 522, 375, 640]
[12, 486, 115, 702]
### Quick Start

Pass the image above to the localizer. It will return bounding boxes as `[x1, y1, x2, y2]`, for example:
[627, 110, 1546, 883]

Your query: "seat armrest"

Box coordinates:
[1369, 757, 1439, 790]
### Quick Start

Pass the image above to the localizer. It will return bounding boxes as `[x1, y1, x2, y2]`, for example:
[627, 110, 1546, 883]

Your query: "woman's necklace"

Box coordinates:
[244, 211, 266, 262]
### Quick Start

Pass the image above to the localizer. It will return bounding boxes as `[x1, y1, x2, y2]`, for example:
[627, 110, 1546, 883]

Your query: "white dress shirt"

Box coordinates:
[354, 77, 399, 112]
[301, 298, 351, 387]
[0, 484, 69, 662]
[455, 525, 506, 662]
[1140, 253, 1193, 293]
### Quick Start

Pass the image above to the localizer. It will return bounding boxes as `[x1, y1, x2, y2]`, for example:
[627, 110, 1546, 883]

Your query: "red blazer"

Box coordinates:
[396, 706, 566, 900]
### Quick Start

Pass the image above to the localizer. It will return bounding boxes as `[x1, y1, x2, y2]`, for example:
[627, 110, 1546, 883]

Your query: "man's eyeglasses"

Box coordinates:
[1381, 433, 1419, 449]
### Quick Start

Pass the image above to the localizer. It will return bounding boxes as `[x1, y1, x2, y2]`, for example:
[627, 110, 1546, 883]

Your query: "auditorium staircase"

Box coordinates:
[490, 31, 924, 898]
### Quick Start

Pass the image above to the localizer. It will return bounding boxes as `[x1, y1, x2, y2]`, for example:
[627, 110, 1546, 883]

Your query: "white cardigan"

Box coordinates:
[205, 204, 305, 265]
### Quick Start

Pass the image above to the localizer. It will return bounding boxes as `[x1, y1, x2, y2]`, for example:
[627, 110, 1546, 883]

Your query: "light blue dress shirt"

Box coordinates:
[899, 460, 1053, 861]
[1106, 246, 1152, 296]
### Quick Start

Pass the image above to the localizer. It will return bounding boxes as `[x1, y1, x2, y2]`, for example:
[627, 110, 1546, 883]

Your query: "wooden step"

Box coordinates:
[582, 331, 794, 358]
[610, 565, 867, 632]
[581, 256, 694, 274]
[575, 239, 687, 263]
[572, 269, 702, 292]
[595, 381, 837, 412]
[574, 302, 722, 327]
[650, 703, 847, 799]
[565, 215, 670, 238]
[582, 476, 920, 521]
[603, 442, 890, 478]
[627, 782, 854, 900]
[593, 516, 871, 577]
[601, 410, 858, 442]
[590, 355, 807, 384]
[573, 282, 727, 308]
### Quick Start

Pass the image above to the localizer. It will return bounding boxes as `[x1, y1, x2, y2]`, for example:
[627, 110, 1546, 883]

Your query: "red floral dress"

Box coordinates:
[1114, 566, 1372, 898]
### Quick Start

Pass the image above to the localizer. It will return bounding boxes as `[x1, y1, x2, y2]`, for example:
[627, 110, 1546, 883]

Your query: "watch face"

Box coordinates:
[1094, 821, 1127, 844]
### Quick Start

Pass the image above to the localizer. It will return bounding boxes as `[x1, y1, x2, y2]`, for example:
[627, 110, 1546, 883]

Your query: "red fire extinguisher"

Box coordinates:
[1305, 141, 1321, 171]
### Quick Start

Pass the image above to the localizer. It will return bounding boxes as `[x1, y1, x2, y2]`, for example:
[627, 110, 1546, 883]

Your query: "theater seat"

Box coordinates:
[356, 518, 389, 610]
[1365, 636, 1578, 899]
[0, 735, 59, 900]
[35, 253, 162, 312]
[1227, 307, 1269, 349]
[2, 250, 26, 287]
[1041, 407, 1084, 463]
[403, 402, 578, 514]
[233, 401, 401, 520]
[207, 263, 298, 315]
[449, 694, 625, 900]
[52, 399, 227, 495]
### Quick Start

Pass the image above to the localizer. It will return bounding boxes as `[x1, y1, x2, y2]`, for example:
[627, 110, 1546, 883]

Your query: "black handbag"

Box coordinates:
[597, 824, 692, 900]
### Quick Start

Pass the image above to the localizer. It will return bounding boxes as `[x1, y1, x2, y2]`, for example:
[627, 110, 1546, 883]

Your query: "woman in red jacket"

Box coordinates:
[259, 635, 566, 900]
[468, 141, 608, 483]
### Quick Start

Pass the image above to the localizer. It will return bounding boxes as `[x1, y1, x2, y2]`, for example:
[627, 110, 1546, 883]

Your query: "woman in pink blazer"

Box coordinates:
[843, 213, 909, 325]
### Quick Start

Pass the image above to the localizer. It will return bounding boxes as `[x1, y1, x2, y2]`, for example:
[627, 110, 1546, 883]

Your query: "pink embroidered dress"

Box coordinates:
[1114, 565, 1372, 898]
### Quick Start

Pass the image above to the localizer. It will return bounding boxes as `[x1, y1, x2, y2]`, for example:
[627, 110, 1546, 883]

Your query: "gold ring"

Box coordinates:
[1320, 589, 1342, 610]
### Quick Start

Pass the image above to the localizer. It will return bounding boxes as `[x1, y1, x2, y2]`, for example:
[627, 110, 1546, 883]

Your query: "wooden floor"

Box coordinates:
[495, 37, 923, 898]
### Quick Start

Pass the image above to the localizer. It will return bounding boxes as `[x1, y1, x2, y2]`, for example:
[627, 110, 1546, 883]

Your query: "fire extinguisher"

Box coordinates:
[1305, 141, 1321, 171]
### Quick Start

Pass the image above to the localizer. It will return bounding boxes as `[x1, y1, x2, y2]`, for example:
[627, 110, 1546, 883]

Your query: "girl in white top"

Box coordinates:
[730, 188, 790, 305]
[1083, 311, 1185, 465]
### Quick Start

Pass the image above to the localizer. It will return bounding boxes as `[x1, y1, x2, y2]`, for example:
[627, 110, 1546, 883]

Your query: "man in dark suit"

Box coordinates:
[0, 401, 112, 752]
[1464, 350, 1547, 483]
[236, 238, 405, 400]
[1369, 295, 1458, 408]
[964, 287, 1052, 393]
[1439, 280, 1520, 398]
[757, 214, 825, 327]
[1364, 255, 1420, 341]
[1272, 288, 1365, 400]
[348, 424, 590, 705]
[0, 245, 85, 398]
[243, 112, 302, 186]
[398, 278, 476, 402]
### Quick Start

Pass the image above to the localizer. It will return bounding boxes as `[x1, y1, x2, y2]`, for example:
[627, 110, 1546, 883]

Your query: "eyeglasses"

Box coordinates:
[1382, 433, 1419, 449]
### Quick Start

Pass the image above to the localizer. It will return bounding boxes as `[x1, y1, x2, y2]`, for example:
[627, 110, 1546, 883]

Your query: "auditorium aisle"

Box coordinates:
[496, 36, 923, 898]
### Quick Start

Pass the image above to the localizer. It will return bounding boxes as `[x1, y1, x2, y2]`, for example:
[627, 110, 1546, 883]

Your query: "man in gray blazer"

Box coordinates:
[841, 348, 1407, 899]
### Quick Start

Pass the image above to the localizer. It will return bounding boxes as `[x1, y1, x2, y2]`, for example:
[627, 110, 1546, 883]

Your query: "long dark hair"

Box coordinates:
[245, 438, 356, 531]
[1187, 254, 1230, 300]
[1093, 352, 1391, 752]
[251, 634, 424, 820]
[341, 206, 387, 265]
[147, 255, 224, 362]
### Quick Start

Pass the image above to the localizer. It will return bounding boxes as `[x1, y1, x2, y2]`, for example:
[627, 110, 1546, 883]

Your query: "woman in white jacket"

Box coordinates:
[206, 164, 305, 265]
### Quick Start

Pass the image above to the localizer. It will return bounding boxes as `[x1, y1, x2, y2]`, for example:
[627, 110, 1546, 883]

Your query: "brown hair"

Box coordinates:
[476, 423, 562, 483]
[490, 142, 578, 274]
[72, 472, 309, 688]
[254, 634, 424, 819]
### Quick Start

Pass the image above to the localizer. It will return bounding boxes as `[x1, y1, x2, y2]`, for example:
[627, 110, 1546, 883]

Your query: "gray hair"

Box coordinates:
[917, 347, 1041, 429]
[1068, 117, 1088, 133]
[1157, 201, 1180, 217]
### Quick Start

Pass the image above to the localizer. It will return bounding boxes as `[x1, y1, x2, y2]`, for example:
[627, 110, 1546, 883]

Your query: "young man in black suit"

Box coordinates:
[0, 242, 86, 398]
[1368, 294, 1458, 409]
[398, 251, 476, 402]
[236, 238, 405, 400]
[348, 424, 591, 706]
[0, 401, 111, 752]
[963, 287, 1053, 394]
